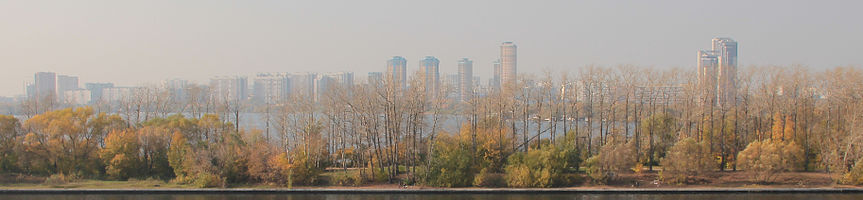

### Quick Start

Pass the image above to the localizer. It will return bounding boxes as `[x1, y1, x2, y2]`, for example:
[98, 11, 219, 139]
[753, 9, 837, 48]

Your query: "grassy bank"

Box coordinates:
[0, 171, 858, 190]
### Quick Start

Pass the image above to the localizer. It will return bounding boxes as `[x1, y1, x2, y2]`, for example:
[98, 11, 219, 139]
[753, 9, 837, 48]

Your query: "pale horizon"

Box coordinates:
[2, 0, 862, 96]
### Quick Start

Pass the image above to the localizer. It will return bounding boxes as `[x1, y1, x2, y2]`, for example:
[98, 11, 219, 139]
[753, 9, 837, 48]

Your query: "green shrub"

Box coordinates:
[330, 173, 356, 186]
[352, 169, 369, 186]
[269, 151, 324, 186]
[193, 173, 226, 188]
[373, 167, 389, 183]
[43, 173, 78, 186]
[503, 145, 570, 188]
[423, 136, 475, 187]
[473, 168, 505, 187]
[660, 138, 716, 184]
[584, 140, 637, 184]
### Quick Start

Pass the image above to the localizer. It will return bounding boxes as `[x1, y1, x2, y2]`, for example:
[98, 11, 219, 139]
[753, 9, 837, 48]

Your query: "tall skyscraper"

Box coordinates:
[386, 56, 407, 89]
[492, 59, 501, 90]
[500, 42, 517, 90]
[34, 72, 57, 101]
[458, 58, 473, 102]
[419, 56, 440, 97]
[697, 38, 738, 106]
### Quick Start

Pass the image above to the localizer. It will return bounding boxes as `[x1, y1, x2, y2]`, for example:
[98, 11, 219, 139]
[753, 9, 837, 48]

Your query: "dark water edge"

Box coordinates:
[2, 193, 863, 200]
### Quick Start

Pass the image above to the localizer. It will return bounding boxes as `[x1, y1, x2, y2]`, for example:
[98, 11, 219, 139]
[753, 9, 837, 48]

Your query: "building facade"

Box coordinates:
[419, 56, 440, 97]
[386, 56, 407, 90]
[85, 82, 114, 104]
[457, 58, 473, 102]
[210, 76, 249, 102]
[500, 42, 517, 90]
[33, 72, 57, 101]
[56, 75, 79, 102]
[697, 38, 738, 106]
[252, 73, 291, 104]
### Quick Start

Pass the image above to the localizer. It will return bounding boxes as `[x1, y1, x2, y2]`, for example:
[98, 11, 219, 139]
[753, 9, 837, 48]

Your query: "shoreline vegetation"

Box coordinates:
[2, 66, 863, 189]
[1, 170, 860, 190]
[0, 171, 861, 191]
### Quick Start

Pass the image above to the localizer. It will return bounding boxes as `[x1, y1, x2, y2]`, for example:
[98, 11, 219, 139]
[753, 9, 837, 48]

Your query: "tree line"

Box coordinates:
[2, 65, 863, 187]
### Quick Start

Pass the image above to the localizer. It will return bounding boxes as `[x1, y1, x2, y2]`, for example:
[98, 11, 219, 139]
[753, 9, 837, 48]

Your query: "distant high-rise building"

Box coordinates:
[444, 73, 459, 100]
[697, 38, 738, 106]
[164, 79, 190, 102]
[64, 89, 91, 105]
[253, 73, 291, 104]
[367, 72, 384, 85]
[457, 58, 473, 102]
[210, 76, 249, 102]
[56, 75, 79, 101]
[386, 56, 407, 89]
[419, 56, 441, 97]
[291, 72, 318, 97]
[492, 59, 501, 90]
[85, 82, 114, 103]
[34, 72, 57, 101]
[500, 42, 517, 90]
[102, 87, 140, 103]
[316, 72, 354, 101]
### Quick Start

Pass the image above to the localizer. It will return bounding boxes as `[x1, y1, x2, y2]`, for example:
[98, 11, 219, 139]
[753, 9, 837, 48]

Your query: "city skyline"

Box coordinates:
[2, 1, 863, 97]
[10, 38, 738, 107]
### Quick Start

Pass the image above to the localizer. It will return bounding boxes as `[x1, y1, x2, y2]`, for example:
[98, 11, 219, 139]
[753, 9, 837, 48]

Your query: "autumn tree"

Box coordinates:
[100, 129, 141, 180]
[0, 115, 21, 172]
[737, 139, 805, 183]
[660, 138, 716, 184]
[584, 138, 637, 184]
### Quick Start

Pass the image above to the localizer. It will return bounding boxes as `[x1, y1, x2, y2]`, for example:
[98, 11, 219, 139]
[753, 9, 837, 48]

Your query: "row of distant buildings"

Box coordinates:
[383, 42, 518, 102]
[210, 72, 355, 104]
[24, 42, 520, 106]
[26, 72, 117, 105]
[21, 39, 736, 108]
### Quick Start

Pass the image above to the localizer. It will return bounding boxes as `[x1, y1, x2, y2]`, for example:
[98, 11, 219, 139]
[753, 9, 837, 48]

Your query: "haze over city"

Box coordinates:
[1, 0, 862, 97]
[5, 0, 863, 194]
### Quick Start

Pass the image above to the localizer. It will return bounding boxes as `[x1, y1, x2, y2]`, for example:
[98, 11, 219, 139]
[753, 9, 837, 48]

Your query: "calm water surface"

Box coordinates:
[2, 194, 862, 200]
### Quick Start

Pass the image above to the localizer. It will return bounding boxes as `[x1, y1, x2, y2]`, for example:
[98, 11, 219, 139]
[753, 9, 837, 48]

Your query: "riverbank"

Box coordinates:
[1, 171, 861, 193]
[1, 187, 863, 195]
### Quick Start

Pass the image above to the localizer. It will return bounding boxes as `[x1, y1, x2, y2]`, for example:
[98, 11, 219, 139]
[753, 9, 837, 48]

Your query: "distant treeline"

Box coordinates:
[1, 65, 863, 187]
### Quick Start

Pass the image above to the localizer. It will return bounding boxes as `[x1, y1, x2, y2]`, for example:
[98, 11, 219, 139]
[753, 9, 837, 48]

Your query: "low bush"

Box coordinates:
[193, 173, 226, 188]
[503, 145, 571, 188]
[584, 139, 637, 184]
[473, 168, 505, 187]
[43, 173, 78, 186]
[330, 173, 357, 186]
[842, 158, 863, 185]
[737, 139, 804, 183]
[660, 138, 716, 184]
[423, 135, 475, 187]
[268, 151, 324, 186]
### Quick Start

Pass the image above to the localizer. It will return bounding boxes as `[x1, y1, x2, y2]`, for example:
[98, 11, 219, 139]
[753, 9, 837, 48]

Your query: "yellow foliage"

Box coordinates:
[660, 138, 716, 184]
[100, 129, 141, 180]
[843, 159, 863, 185]
[456, 123, 513, 171]
[737, 139, 804, 183]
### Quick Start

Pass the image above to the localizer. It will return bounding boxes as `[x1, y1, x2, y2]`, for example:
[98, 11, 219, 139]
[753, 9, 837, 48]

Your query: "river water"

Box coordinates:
[2, 193, 862, 200]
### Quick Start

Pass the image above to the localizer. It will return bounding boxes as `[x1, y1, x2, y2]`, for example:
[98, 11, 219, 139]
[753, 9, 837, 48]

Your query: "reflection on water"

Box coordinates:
[1, 193, 861, 200]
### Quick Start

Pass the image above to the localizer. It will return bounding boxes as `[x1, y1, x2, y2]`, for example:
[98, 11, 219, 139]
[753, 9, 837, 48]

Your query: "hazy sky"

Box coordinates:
[2, 0, 862, 96]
